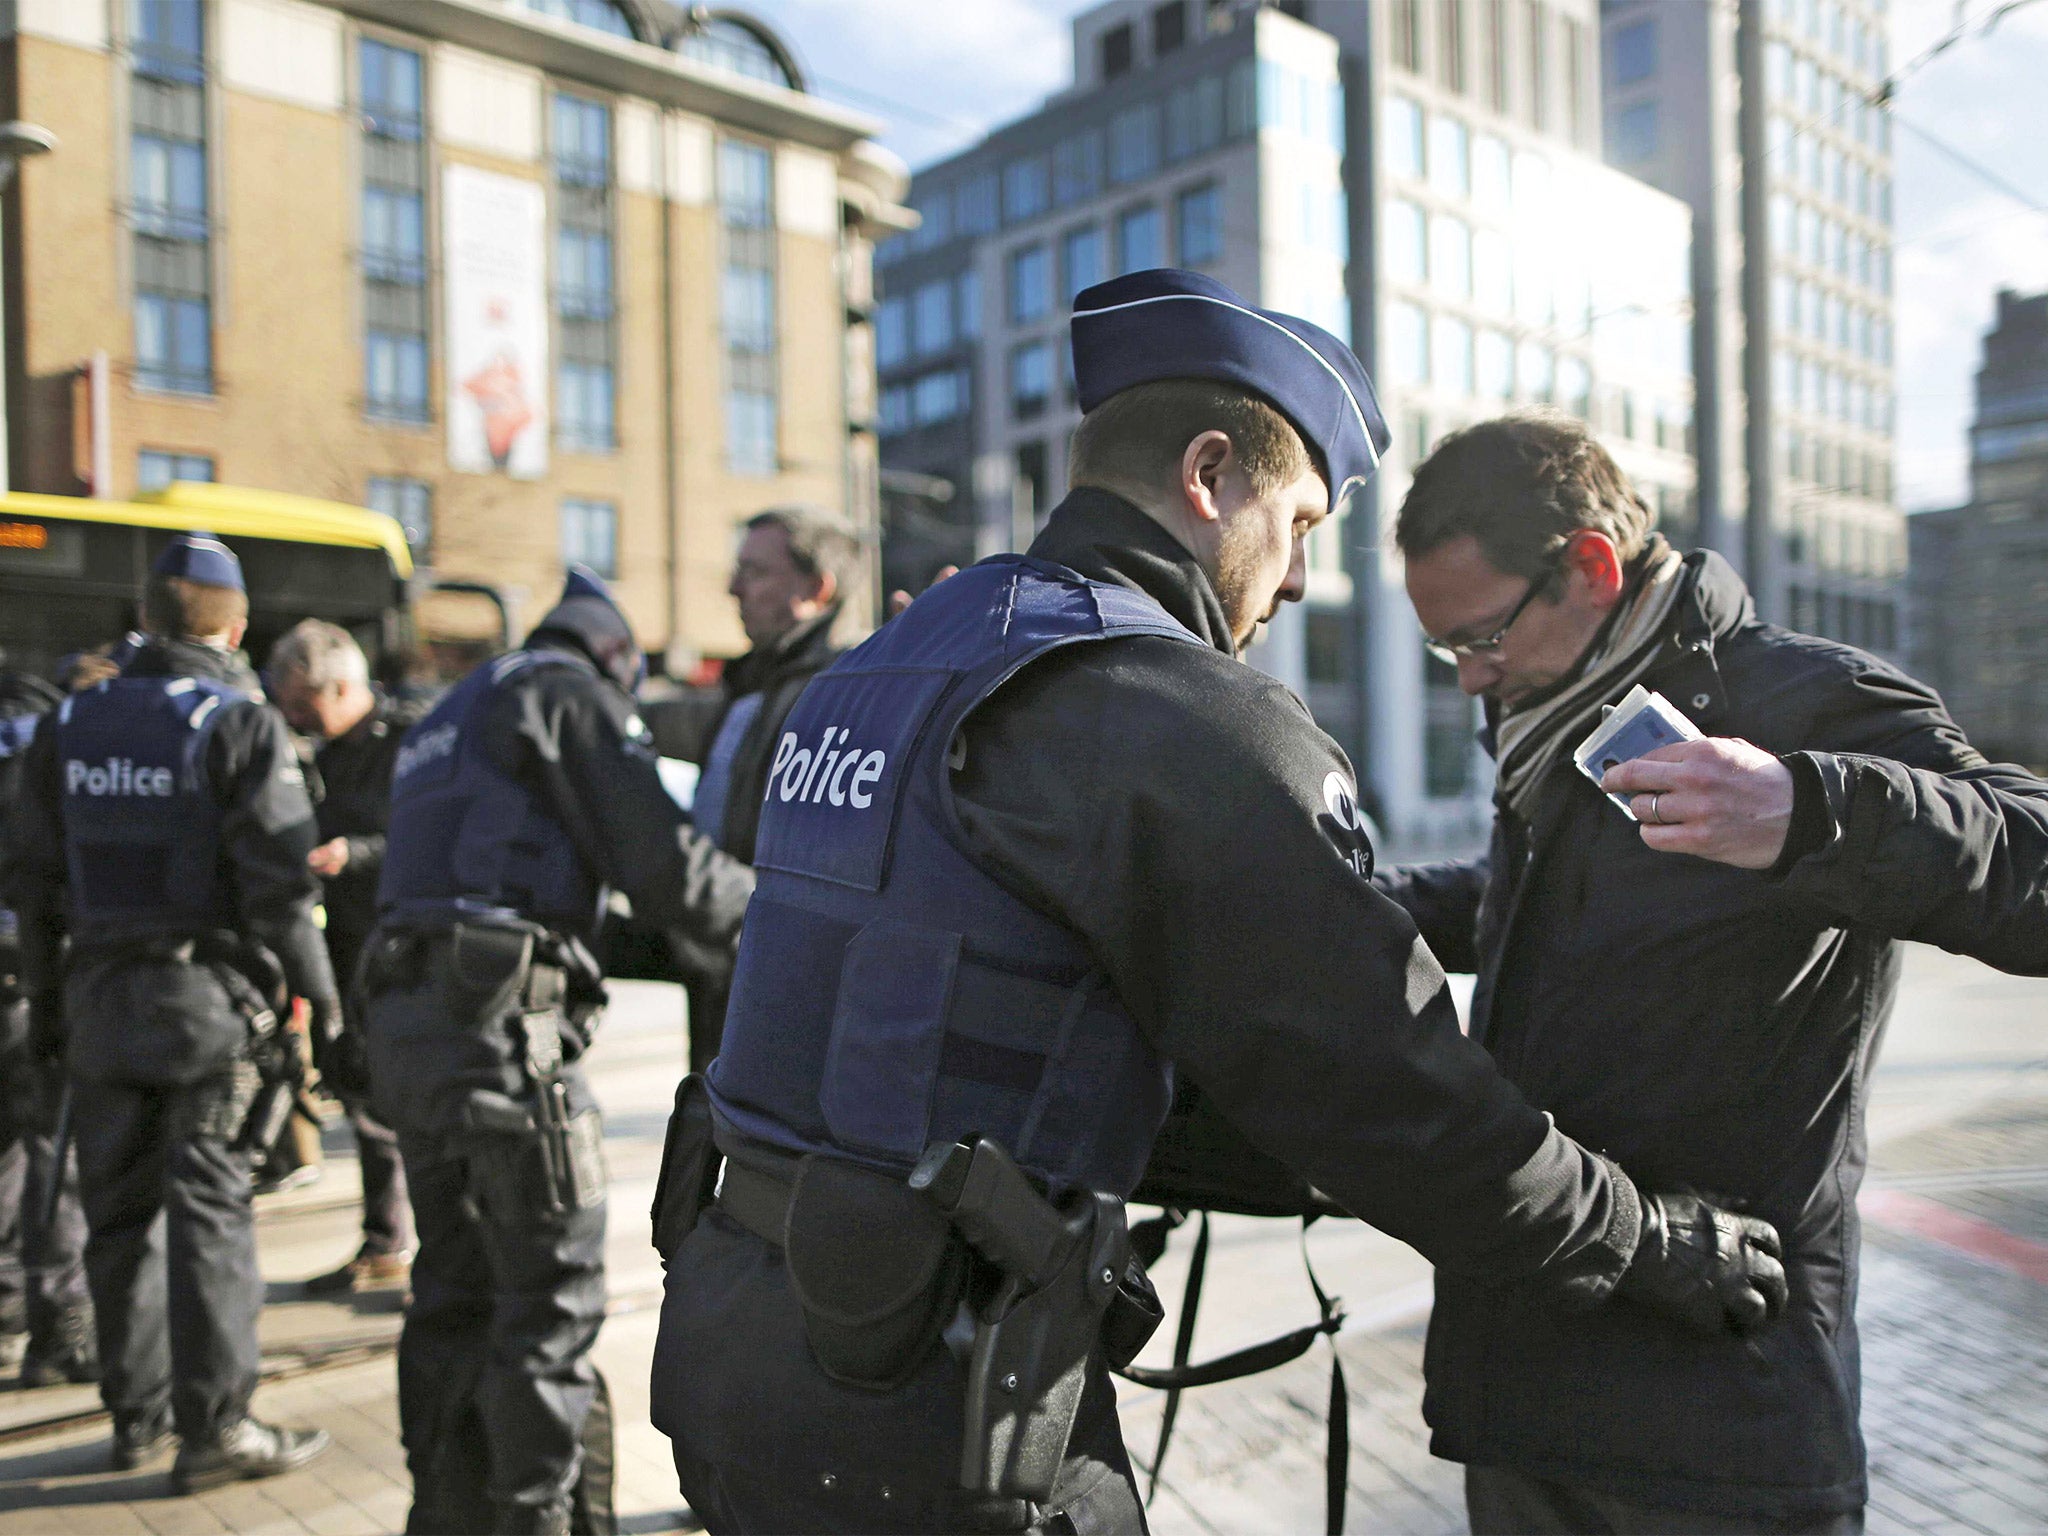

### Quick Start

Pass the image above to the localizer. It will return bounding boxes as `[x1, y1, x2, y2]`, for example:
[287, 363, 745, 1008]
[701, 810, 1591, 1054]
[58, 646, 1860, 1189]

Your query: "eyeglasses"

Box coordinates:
[1420, 568, 1554, 665]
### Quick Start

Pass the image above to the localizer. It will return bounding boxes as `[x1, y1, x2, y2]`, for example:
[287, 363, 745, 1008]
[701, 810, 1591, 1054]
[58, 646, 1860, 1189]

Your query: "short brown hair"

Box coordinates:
[1068, 380, 1316, 500]
[1395, 410, 1654, 581]
[143, 574, 248, 639]
[745, 505, 860, 595]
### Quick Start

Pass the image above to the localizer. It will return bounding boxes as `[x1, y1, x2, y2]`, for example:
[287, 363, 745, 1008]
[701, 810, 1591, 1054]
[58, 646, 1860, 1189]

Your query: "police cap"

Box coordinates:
[150, 531, 244, 592]
[530, 564, 645, 693]
[1070, 268, 1391, 513]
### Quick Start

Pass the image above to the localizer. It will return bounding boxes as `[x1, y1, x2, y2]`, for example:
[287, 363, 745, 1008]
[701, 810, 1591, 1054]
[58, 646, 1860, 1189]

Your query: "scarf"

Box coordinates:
[1492, 535, 1688, 820]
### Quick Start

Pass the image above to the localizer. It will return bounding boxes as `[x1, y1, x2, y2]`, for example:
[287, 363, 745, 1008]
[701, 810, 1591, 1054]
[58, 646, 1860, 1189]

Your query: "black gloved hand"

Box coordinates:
[1617, 1192, 1787, 1337]
[307, 997, 370, 1099]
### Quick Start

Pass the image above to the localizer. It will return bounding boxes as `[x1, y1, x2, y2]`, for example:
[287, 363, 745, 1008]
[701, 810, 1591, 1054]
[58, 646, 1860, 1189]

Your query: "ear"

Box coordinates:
[226, 618, 249, 650]
[1561, 531, 1625, 610]
[811, 568, 839, 608]
[1179, 430, 1235, 525]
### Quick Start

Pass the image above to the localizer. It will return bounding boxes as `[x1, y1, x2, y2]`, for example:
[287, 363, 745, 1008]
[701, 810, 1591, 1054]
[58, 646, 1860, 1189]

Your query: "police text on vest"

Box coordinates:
[768, 729, 885, 808]
[66, 757, 173, 796]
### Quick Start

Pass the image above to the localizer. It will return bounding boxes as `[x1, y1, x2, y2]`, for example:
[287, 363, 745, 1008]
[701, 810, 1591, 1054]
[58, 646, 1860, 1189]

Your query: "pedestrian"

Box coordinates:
[361, 567, 754, 1536]
[644, 505, 858, 1073]
[0, 661, 96, 1388]
[1379, 410, 2048, 1534]
[0, 533, 334, 1487]
[265, 620, 421, 1296]
[647, 270, 1788, 1535]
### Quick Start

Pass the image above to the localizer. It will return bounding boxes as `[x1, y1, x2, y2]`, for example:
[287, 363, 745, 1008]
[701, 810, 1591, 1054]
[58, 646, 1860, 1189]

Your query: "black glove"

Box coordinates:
[1617, 1192, 1787, 1337]
[307, 996, 370, 1099]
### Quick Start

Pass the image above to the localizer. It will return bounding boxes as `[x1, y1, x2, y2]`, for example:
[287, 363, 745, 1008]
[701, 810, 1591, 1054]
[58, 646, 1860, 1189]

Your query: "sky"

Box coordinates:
[744, 0, 2048, 515]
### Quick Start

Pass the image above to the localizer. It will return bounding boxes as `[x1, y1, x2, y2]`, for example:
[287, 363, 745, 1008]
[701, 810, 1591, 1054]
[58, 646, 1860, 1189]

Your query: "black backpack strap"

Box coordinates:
[1114, 1213, 1351, 1534]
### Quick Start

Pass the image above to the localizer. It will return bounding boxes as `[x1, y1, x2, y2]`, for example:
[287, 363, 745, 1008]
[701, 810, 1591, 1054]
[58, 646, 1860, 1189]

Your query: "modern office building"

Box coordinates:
[0, 0, 912, 665]
[878, 0, 1695, 852]
[1909, 289, 2048, 771]
[1601, 0, 1903, 653]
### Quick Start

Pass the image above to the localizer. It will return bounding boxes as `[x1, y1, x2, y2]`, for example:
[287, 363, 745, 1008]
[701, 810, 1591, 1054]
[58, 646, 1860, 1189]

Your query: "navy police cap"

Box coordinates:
[1071, 268, 1392, 513]
[151, 531, 244, 592]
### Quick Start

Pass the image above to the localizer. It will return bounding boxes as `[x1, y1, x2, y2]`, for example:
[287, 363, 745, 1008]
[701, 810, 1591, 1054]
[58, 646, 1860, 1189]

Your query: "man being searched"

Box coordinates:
[645, 505, 856, 1073]
[1, 533, 333, 1487]
[362, 567, 755, 1536]
[266, 620, 421, 1296]
[1378, 411, 2048, 1534]
[0, 661, 95, 1388]
[649, 270, 1789, 1535]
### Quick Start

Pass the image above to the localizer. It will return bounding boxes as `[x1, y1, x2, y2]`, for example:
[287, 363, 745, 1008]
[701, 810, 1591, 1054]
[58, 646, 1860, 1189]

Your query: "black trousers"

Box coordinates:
[71, 1075, 260, 1438]
[343, 1093, 412, 1257]
[1465, 1466, 1866, 1536]
[364, 947, 607, 1522]
[0, 996, 90, 1337]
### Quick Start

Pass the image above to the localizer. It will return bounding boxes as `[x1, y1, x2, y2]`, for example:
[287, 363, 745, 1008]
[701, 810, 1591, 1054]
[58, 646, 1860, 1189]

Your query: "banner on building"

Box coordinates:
[444, 164, 548, 479]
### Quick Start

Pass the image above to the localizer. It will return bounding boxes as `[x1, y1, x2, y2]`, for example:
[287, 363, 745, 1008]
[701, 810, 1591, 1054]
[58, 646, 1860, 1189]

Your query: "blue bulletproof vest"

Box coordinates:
[377, 649, 601, 931]
[707, 555, 1204, 1198]
[55, 675, 240, 947]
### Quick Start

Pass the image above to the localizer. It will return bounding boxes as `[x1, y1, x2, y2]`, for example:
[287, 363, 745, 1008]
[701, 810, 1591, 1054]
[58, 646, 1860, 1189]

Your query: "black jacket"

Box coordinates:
[3, 637, 338, 1029]
[955, 491, 1642, 1296]
[1378, 551, 2048, 1517]
[308, 689, 430, 987]
[459, 637, 755, 956]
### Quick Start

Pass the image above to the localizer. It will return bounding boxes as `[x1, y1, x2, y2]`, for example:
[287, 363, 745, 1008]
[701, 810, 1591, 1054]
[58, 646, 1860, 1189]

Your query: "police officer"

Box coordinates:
[265, 620, 421, 1294]
[1, 534, 333, 1487]
[0, 661, 95, 1387]
[363, 568, 755, 1536]
[648, 270, 1791, 1533]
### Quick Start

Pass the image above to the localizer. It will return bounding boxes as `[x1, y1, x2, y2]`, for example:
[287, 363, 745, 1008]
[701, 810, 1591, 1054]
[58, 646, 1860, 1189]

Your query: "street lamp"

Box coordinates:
[0, 120, 56, 494]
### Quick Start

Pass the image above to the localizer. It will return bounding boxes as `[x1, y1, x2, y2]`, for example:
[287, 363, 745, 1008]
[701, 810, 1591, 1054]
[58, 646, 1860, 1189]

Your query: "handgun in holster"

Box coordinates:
[450, 922, 606, 1216]
[197, 934, 316, 1154]
[910, 1136, 1157, 1505]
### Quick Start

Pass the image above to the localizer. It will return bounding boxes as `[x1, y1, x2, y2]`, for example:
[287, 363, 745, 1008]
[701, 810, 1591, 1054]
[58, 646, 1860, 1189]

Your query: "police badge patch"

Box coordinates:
[1317, 770, 1375, 880]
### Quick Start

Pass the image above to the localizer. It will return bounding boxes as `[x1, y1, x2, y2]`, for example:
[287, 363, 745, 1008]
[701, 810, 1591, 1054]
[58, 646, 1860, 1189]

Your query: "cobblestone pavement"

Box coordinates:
[0, 951, 2040, 1535]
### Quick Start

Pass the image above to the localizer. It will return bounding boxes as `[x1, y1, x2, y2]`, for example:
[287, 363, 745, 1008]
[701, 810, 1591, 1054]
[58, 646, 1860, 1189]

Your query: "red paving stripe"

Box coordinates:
[1860, 1187, 2048, 1285]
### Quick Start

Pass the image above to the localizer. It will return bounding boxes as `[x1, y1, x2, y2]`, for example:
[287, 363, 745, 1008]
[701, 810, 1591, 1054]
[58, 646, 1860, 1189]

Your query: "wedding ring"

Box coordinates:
[1648, 792, 1667, 825]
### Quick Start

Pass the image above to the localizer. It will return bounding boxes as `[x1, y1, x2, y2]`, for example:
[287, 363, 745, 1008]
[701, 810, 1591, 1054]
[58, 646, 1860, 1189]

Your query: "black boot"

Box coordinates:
[171, 1416, 330, 1492]
[20, 1305, 99, 1387]
[109, 1411, 175, 1470]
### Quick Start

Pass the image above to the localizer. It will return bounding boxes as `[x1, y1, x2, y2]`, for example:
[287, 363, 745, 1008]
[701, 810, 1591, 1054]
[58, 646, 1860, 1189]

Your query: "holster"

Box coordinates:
[649, 1073, 720, 1262]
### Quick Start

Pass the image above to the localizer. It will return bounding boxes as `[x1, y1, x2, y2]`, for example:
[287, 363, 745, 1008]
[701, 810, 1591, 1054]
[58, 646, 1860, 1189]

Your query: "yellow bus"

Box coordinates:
[0, 481, 502, 684]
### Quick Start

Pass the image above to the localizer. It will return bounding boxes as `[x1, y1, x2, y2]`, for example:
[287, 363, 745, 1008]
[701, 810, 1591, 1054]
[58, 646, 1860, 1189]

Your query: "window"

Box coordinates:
[368, 475, 433, 558]
[914, 279, 954, 354]
[720, 139, 778, 474]
[1109, 104, 1161, 184]
[1557, 354, 1590, 415]
[1473, 133, 1511, 209]
[1008, 245, 1051, 325]
[1305, 611, 1347, 687]
[1429, 114, 1470, 198]
[912, 369, 965, 425]
[1153, 1, 1186, 56]
[1053, 131, 1103, 206]
[1003, 156, 1048, 223]
[1383, 96, 1424, 181]
[1476, 329, 1512, 400]
[1176, 183, 1223, 266]
[1424, 655, 1474, 797]
[876, 297, 908, 368]
[1525, 0, 1548, 128]
[1613, 101, 1657, 161]
[1612, 18, 1656, 84]
[132, 0, 210, 394]
[910, 188, 951, 252]
[1517, 340, 1554, 402]
[555, 93, 616, 450]
[523, 0, 635, 39]
[364, 332, 427, 423]
[1387, 301, 1428, 386]
[1473, 228, 1511, 313]
[956, 172, 999, 236]
[675, 16, 795, 86]
[1384, 199, 1426, 285]
[137, 450, 213, 491]
[1165, 75, 1225, 162]
[1015, 440, 1050, 527]
[1062, 226, 1104, 302]
[1116, 204, 1162, 274]
[1562, 15, 1585, 141]
[559, 499, 617, 579]
[1100, 20, 1134, 79]
[1389, 0, 1421, 72]
[1441, 0, 1466, 92]
[1430, 214, 1471, 299]
[878, 384, 911, 435]
[957, 270, 982, 339]
[1432, 315, 1473, 394]
[1010, 341, 1053, 418]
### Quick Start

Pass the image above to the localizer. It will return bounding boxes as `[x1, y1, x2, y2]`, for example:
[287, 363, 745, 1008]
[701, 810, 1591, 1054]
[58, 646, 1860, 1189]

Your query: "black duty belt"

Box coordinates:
[715, 1157, 793, 1247]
